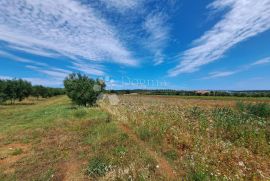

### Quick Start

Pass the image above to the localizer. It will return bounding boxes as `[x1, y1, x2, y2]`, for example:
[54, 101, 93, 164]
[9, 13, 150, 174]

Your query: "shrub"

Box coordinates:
[64, 73, 105, 106]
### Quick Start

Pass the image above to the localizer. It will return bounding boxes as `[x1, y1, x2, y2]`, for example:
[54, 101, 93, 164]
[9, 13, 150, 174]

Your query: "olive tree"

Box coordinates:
[64, 73, 105, 106]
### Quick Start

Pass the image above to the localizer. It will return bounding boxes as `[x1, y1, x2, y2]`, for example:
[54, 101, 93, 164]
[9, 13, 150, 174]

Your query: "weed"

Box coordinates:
[119, 133, 129, 142]
[113, 146, 127, 156]
[73, 109, 87, 119]
[87, 156, 111, 177]
[186, 171, 212, 181]
[144, 156, 158, 173]
[137, 127, 151, 141]
[11, 148, 23, 155]
[189, 106, 204, 119]
[164, 150, 178, 161]
[236, 102, 270, 118]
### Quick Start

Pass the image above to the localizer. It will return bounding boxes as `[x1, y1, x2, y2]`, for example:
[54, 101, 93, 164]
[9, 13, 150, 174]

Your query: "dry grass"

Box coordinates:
[100, 95, 270, 180]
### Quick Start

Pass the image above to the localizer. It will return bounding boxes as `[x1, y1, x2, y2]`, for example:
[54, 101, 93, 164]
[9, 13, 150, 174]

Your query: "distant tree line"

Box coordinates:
[108, 89, 270, 98]
[0, 79, 65, 104]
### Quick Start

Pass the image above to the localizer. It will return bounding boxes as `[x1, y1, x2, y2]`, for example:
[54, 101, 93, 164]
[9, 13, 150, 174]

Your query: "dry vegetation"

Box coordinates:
[0, 95, 270, 180]
[100, 95, 270, 180]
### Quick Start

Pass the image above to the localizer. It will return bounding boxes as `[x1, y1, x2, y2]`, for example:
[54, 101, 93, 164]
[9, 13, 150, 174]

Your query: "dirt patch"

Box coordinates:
[0, 143, 31, 174]
[54, 155, 88, 181]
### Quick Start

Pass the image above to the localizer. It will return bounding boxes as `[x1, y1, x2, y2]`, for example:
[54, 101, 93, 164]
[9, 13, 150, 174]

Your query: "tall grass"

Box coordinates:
[236, 102, 270, 118]
[212, 107, 269, 154]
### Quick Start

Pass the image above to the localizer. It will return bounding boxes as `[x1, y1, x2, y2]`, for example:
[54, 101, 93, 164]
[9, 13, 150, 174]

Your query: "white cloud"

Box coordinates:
[70, 61, 105, 76]
[0, 50, 48, 66]
[0, 0, 137, 66]
[169, 0, 270, 76]
[25, 65, 71, 79]
[7, 45, 59, 58]
[0, 75, 61, 87]
[143, 12, 169, 65]
[0, 75, 13, 80]
[204, 56, 270, 79]
[251, 57, 270, 65]
[205, 71, 238, 79]
[24, 78, 63, 87]
[100, 0, 142, 11]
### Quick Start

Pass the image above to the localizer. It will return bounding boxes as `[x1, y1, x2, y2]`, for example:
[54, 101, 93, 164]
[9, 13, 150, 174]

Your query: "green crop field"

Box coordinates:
[0, 95, 270, 180]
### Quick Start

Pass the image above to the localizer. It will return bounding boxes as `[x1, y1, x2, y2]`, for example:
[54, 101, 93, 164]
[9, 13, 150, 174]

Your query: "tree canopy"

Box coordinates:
[64, 73, 105, 106]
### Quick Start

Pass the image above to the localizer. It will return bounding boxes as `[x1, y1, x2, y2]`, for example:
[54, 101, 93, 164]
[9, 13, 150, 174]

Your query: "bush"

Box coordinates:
[64, 73, 105, 106]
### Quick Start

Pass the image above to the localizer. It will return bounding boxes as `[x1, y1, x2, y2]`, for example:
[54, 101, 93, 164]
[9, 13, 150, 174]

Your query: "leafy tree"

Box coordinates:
[32, 85, 42, 99]
[0, 80, 7, 103]
[4, 79, 17, 104]
[64, 73, 105, 106]
[16, 79, 32, 101]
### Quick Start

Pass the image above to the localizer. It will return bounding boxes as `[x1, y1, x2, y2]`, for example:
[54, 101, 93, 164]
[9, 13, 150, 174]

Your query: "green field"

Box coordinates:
[0, 95, 270, 180]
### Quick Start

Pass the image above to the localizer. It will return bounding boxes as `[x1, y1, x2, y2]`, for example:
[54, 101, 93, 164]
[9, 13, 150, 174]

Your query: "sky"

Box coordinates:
[0, 0, 270, 90]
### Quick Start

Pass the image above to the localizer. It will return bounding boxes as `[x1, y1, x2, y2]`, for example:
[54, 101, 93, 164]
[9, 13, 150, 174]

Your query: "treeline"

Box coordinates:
[108, 89, 270, 98]
[0, 79, 65, 104]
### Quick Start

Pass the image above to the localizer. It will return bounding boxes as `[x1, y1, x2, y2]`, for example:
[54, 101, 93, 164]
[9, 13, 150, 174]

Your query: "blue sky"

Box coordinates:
[0, 0, 270, 90]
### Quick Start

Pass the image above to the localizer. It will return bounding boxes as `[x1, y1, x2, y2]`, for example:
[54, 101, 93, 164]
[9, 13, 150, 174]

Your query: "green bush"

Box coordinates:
[64, 73, 105, 106]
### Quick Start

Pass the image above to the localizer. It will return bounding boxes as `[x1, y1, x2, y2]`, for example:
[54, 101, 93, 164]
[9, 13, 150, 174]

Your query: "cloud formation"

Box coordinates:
[0, 50, 48, 66]
[100, 0, 142, 12]
[204, 56, 270, 79]
[169, 0, 270, 76]
[143, 12, 170, 65]
[0, 0, 136, 66]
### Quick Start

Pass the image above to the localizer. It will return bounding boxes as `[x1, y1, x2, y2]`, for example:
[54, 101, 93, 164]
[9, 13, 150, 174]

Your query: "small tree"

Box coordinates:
[64, 73, 105, 106]
[0, 80, 7, 104]
[16, 79, 32, 101]
[5, 79, 17, 104]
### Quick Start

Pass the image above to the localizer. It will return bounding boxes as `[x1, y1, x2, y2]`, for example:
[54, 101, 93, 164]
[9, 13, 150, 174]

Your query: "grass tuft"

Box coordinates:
[11, 148, 23, 156]
[87, 156, 111, 177]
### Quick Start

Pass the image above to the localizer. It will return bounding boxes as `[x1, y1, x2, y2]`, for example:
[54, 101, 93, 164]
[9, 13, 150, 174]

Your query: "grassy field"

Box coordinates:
[0, 95, 270, 180]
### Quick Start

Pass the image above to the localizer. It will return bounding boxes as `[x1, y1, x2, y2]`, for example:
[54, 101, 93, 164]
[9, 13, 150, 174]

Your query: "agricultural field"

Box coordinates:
[0, 95, 270, 180]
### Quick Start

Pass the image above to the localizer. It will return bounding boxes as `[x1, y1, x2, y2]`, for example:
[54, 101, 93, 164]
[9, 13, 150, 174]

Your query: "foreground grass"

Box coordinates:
[0, 96, 164, 180]
[1, 95, 269, 180]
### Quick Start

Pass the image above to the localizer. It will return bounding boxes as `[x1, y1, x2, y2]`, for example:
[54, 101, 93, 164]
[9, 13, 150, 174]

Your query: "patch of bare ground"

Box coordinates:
[0, 143, 31, 174]
[54, 155, 88, 181]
